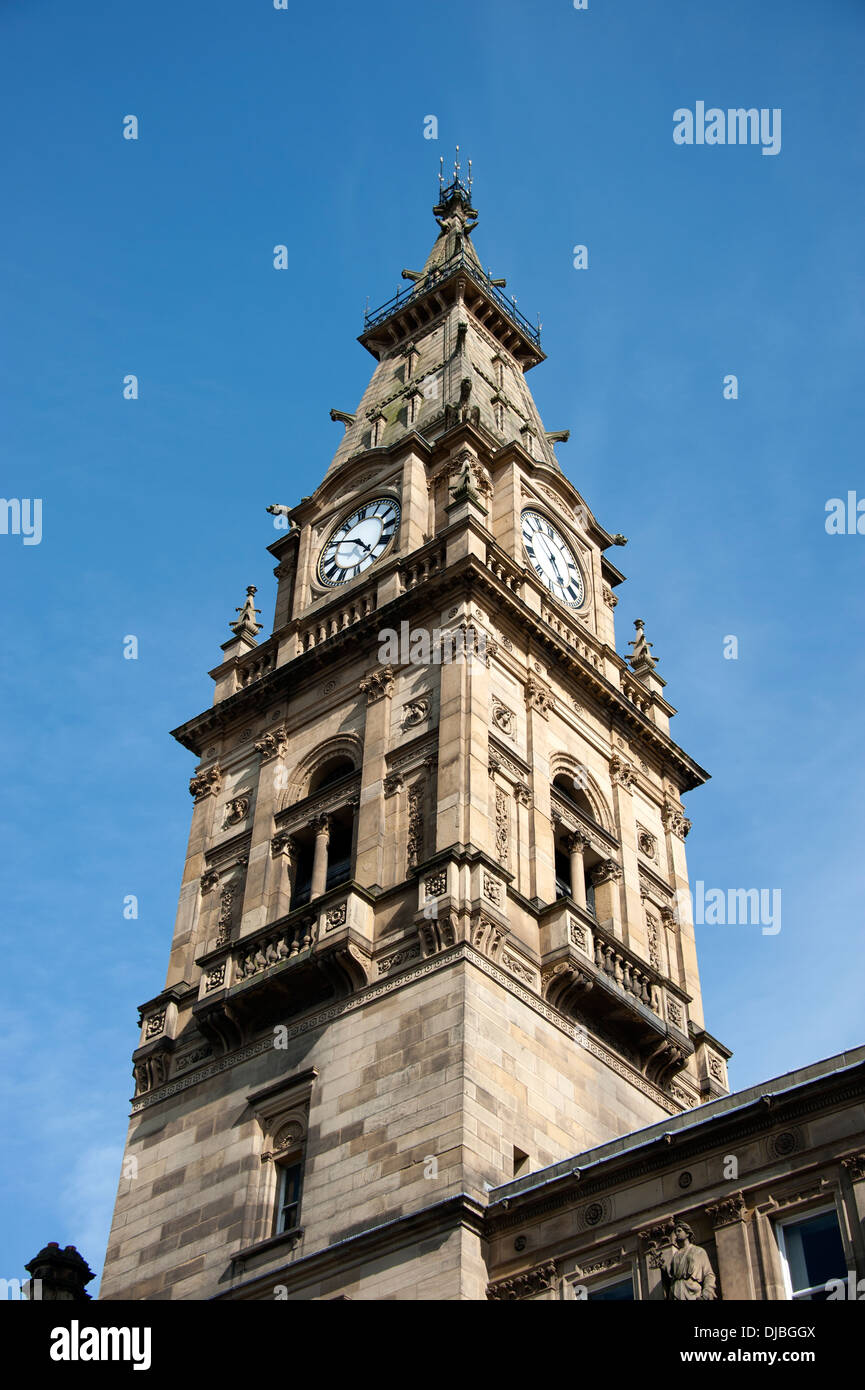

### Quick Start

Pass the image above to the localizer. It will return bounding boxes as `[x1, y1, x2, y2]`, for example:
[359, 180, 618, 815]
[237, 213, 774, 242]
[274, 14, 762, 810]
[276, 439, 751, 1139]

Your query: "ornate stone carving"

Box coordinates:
[144, 1011, 166, 1040]
[569, 917, 589, 951]
[525, 677, 552, 718]
[602, 584, 618, 609]
[590, 859, 623, 887]
[656, 1221, 717, 1300]
[609, 754, 637, 790]
[189, 766, 221, 801]
[565, 827, 592, 855]
[406, 782, 424, 870]
[578, 1197, 612, 1230]
[424, 871, 447, 898]
[325, 902, 347, 930]
[487, 1261, 557, 1301]
[514, 782, 532, 806]
[708, 1053, 725, 1083]
[637, 825, 656, 859]
[502, 951, 535, 986]
[200, 869, 219, 894]
[705, 1190, 748, 1229]
[359, 665, 394, 703]
[482, 872, 501, 904]
[662, 799, 692, 839]
[205, 963, 226, 992]
[254, 728, 288, 762]
[377, 944, 421, 975]
[401, 696, 430, 729]
[667, 998, 684, 1029]
[841, 1152, 865, 1182]
[270, 831, 297, 860]
[646, 913, 662, 972]
[495, 786, 509, 866]
[383, 772, 404, 798]
[223, 794, 251, 828]
[471, 917, 508, 959]
[491, 697, 516, 738]
[216, 886, 236, 947]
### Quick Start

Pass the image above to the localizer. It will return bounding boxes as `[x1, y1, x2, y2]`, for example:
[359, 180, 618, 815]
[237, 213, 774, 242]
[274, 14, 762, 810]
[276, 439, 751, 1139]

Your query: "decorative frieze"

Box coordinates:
[495, 786, 509, 867]
[406, 781, 424, 871]
[487, 1261, 557, 1301]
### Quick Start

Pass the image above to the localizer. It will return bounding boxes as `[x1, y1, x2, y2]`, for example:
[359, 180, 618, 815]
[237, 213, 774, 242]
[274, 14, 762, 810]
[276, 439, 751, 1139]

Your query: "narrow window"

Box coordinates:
[275, 1160, 303, 1235]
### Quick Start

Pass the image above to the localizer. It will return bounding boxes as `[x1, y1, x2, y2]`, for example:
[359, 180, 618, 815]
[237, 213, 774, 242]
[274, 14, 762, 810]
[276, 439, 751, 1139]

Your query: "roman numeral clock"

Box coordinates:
[317, 497, 401, 586]
[520, 508, 585, 607]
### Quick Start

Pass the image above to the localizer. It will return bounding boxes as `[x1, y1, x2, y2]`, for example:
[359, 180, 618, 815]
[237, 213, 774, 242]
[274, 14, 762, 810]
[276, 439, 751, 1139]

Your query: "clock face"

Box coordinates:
[317, 497, 401, 586]
[521, 510, 585, 607]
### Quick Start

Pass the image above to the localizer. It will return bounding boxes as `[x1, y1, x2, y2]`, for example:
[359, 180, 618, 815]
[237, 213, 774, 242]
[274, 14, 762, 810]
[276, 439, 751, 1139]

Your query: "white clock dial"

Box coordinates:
[521, 509, 585, 607]
[318, 497, 401, 586]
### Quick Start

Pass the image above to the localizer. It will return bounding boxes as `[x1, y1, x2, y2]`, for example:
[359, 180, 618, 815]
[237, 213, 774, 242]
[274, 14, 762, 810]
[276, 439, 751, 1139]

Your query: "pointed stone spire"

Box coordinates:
[230, 585, 262, 639]
[628, 618, 657, 675]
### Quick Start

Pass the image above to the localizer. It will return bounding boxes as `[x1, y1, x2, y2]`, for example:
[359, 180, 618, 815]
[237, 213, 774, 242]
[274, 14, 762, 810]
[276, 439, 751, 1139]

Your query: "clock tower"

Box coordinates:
[101, 161, 731, 1302]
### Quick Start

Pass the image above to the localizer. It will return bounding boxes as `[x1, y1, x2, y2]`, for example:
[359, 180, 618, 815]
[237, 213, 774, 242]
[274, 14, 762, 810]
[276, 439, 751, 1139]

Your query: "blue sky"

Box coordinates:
[1, 0, 863, 1287]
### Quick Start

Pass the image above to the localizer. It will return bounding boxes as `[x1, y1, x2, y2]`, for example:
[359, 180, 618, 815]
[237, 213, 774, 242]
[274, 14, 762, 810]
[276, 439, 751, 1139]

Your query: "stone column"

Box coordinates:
[705, 1191, 755, 1299]
[524, 674, 555, 903]
[269, 833, 297, 920]
[310, 815, 330, 900]
[354, 666, 394, 888]
[841, 1152, 865, 1274]
[591, 859, 624, 931]
[567, 828, 591, 909]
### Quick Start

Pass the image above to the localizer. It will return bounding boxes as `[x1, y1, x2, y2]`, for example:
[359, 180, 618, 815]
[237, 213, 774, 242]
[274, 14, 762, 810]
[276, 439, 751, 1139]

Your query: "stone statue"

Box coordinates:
[658, 1221, 717, 1301]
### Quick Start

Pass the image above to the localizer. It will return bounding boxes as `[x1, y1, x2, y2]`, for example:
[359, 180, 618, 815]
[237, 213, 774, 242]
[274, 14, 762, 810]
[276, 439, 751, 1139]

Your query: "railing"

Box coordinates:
[236, 641, 277, 688]
[298, 593, 375, 652]
[232, 917, 316, 985]
[363, 251, 542, 348]
[485, 548, 523, 593]
[541, 607, 602, 670]
[400, 547, 446, 590]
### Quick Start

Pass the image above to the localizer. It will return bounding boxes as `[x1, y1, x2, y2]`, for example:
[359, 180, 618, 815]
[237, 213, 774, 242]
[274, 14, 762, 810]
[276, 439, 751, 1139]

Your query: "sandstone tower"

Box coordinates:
[101, 162, 731, 1301]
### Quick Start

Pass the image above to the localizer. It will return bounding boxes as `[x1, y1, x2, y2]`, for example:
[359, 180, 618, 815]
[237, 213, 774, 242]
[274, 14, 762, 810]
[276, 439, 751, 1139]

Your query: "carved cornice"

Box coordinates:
[487, 1261, 557, 1301]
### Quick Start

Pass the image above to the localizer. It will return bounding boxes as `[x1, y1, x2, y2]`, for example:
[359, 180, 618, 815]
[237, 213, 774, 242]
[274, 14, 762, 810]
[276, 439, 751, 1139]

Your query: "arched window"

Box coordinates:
[308, 756, 355, 795]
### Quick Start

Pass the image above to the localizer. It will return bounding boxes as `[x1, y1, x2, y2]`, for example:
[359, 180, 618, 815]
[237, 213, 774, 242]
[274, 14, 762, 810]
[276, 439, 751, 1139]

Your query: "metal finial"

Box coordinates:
[439, 155, 443, 190]
[467, 158, 472, 193]
[454, 145, 460, 180]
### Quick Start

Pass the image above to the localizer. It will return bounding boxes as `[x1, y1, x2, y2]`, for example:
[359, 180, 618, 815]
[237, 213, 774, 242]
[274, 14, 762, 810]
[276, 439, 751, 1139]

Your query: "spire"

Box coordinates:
[628, 618, 657, 675]
[230, 585, 262, 640]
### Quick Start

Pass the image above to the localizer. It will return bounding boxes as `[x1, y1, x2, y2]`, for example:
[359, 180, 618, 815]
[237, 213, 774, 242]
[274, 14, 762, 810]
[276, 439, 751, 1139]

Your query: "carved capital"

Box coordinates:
[591, 859, 623, 886]
[841, 1152, 865, 1182]
[189, 766, 221, 801]
[487, 1261, 557, 1301]
[270, 831, 298, 860]
[609, 753, 636, 790]
[525, 676, 553, 718]
[705, 1190, 748, 1229]
[383, 772, 404, 798]
[359, 665, 394, 703]
[662, 799, 692, 839]
[254, 727, 288, 762]
[565, 827, 592, 855]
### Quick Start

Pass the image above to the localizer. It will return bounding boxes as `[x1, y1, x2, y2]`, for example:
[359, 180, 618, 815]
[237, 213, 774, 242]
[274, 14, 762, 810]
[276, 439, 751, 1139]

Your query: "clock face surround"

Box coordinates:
[317, 497, 401, 587]
[521, 509, 586, 608]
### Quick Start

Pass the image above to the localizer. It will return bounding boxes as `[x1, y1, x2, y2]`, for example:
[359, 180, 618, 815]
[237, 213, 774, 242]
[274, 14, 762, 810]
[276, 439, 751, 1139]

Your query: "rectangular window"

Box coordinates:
[276, 1161, 303, 1235]
[776, 1207, 847, 1300]
[587, 1275, 634, 1301]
